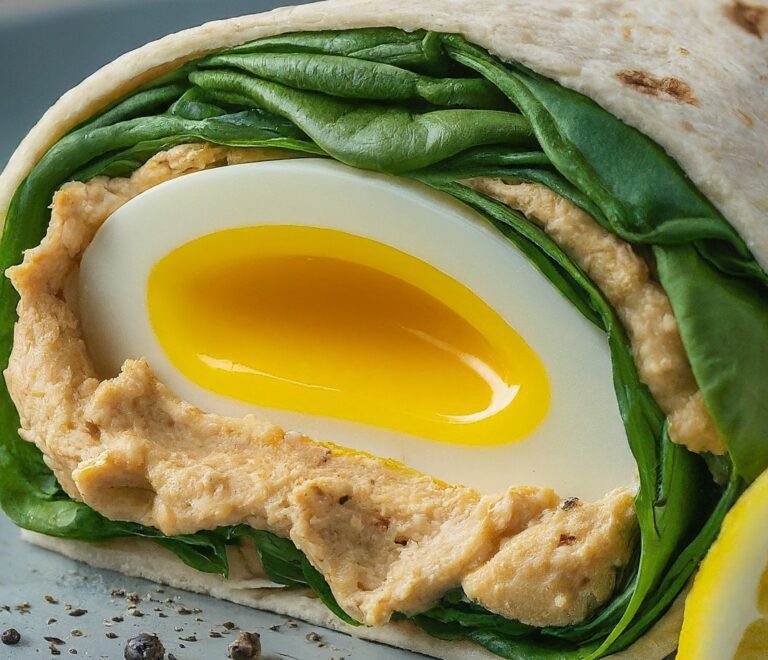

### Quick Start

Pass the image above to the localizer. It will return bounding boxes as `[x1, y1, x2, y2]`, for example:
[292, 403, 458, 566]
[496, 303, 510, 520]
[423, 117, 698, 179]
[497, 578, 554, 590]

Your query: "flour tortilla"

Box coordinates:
[2, 0, 764, 656]
[23, 531, 682, 659]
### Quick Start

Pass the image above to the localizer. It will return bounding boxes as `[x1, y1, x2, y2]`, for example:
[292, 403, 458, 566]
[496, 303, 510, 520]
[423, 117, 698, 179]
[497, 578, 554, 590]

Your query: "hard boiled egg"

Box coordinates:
[78, 159, 635, 499]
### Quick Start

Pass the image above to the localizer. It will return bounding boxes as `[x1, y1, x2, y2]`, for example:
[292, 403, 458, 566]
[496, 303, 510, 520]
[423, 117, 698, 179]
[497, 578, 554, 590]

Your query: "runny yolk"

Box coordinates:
[147, 225, 550, 446]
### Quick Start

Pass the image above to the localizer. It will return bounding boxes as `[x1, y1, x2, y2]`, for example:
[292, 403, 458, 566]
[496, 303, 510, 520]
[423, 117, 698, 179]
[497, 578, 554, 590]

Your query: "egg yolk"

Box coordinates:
[147, 225, 549, 446]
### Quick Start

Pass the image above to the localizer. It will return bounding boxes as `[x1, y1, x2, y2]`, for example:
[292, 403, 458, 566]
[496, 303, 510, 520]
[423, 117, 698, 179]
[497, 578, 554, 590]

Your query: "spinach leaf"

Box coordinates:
[603, 477, 741, 654]
[71, 112, 317, 182]
[467, 630, 602, 659]
[419, 590, 535, 638]
[168, 87, 229, 120]
[656, 246, 768, 482]
[190, 69, 534, 173]
[73, 138, 197, 180]
[228, 28, 450, 75]
[417, 162, 606, 230]
[69, 83, 189, 132]
[586, 428, 717, 657]
[230, 527, 359, 626]
[231, 529, 307, 587]
[202, 52, 508, 109]
[418, 145, 551, 171]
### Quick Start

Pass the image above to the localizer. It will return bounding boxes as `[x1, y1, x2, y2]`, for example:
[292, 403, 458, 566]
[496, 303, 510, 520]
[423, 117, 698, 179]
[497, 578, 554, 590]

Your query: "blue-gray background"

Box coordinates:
[0, 2, 423, 657]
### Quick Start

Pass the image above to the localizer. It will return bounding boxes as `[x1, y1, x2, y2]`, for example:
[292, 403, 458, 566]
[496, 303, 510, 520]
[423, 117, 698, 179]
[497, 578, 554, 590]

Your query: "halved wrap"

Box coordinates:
[1, 1, 767, 658]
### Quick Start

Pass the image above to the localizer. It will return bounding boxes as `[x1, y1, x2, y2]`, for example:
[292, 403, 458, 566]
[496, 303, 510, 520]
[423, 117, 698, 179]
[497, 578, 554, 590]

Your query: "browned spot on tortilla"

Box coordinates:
[558, 534, 578, 547]
[679, 46, 690, 55]
[681, 120, 695, 132]
[724, 1, 767, 37]
[622, 25, 632, 40]
[616, 69, 700, 105]
[736, 108, 755, 126]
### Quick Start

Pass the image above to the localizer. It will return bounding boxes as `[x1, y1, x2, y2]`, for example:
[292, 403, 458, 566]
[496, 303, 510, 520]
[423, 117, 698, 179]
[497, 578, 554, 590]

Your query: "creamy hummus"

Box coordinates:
[6, 143, 655, 628]
[467, 179, 724, 456]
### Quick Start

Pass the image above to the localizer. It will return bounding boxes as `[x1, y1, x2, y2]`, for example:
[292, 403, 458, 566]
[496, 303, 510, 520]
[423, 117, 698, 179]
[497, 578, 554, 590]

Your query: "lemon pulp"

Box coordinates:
[736, 565, 768, 658]
[148, 225, 549, 446]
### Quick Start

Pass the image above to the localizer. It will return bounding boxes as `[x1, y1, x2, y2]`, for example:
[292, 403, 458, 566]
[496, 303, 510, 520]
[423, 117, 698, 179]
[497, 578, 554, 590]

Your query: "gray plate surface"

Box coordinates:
[0, 518, 426, 659]
[0, 1, 428, 658]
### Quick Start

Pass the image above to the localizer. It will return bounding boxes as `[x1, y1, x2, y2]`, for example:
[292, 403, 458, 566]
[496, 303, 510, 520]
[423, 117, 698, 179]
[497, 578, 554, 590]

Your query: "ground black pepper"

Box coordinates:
[561, 497, 580, 511]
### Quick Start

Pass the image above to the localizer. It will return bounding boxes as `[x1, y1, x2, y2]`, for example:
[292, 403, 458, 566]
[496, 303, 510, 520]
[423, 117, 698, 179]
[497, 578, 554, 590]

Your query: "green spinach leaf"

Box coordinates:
[227, 28, 450, 75]
[656, 246, 768, 482]
[202, 52, 508, 108]
[190, 69, 534, 172]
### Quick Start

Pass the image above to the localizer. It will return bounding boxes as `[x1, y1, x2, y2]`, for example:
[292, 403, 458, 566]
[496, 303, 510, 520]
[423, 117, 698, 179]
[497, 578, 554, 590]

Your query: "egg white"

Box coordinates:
[78, 158, 635, 499]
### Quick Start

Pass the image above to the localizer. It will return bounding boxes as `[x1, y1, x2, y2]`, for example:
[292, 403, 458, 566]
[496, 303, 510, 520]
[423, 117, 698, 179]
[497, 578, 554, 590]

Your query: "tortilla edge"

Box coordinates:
[22, 530, 683, 659]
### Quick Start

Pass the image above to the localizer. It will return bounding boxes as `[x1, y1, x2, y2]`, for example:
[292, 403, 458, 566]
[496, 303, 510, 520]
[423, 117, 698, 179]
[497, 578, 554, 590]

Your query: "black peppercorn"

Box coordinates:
[1, 628, 21, 645]
[124, 632, 165, 660]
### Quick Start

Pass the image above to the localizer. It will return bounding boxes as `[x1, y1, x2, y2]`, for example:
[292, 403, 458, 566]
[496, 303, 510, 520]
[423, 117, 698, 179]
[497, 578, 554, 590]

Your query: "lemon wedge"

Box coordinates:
[678, 469, 768, 659]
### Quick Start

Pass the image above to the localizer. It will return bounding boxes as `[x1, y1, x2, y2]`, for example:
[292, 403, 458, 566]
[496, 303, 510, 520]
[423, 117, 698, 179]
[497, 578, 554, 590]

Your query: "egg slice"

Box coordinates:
[78, 158, 635, 499]
[148, 223, 550, 447]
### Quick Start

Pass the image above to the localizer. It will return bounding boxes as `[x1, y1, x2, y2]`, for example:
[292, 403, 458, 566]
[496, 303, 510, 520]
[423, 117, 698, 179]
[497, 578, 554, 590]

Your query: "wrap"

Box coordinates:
[1, 1, 766, 659]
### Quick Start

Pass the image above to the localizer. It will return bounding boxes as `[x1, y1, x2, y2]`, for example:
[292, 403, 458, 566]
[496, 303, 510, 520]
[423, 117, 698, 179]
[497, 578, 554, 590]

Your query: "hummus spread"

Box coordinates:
[467, 179, 724, 456]
[7, 143, 651, 628]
